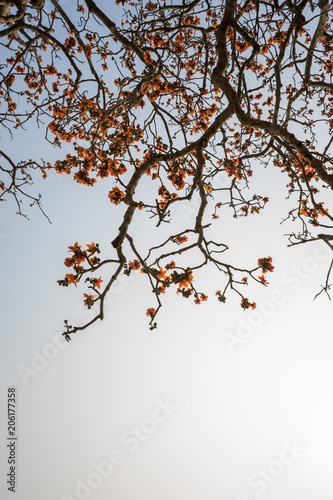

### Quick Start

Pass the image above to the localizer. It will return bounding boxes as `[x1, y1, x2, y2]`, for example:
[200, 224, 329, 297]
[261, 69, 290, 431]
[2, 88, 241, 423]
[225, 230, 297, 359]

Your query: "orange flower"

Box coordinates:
[83, 294, 96, 309]
[241, 298, 256, 310]
[157, 268, 167, 280]
[108, 187, 126, 205]
[91, 277, 103, 289]
[177, 271, 193, 290]
[258, 257, 274, 273]
[68, 241, 86, 264]
[173, 235, 188, 245]
[68, 241, 81, 252]
[146, 308, 156, 318]
[65, 273, 78, 286]
[129, 259, 141, 270]
[86, 242, 97, 252]
[216, 290, 226, 303]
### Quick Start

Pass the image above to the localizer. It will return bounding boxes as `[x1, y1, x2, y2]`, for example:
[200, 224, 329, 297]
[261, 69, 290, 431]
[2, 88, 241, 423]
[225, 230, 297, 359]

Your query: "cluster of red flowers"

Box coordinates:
[216, 290, 226, 303]
[258, 256, 274, 273]
[108, 187, 126, 205]
[173, 235, 188, 245]
[241, 298, 256, 310]
[58, 243, 101, 310]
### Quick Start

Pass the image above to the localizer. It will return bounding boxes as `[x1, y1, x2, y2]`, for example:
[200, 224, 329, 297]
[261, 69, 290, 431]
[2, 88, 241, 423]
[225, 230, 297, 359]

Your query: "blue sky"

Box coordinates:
[1, 125, 333, 500]
[1, 1, 333, 499]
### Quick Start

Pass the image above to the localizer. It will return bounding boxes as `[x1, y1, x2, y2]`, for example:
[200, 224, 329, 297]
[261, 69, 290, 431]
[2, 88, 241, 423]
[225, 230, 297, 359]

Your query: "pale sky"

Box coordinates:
[1, 1, 333, 499]
[1, 120, 333, 500]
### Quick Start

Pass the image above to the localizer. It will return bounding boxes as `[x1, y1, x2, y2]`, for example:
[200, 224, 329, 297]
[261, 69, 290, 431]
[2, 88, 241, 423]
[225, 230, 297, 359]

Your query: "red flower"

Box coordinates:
[108, 187, 126, 205]
[146, 308, 156, 318]
[83, 294, 96, 309]
[216, 290, 226, 303]
[258, 257, 274, 273]
[241, 298, 256, 310]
